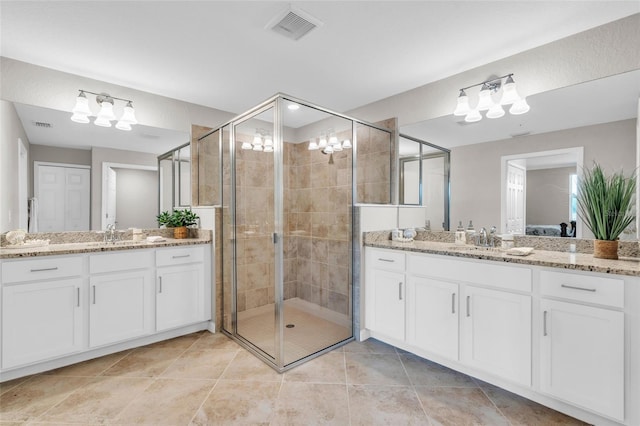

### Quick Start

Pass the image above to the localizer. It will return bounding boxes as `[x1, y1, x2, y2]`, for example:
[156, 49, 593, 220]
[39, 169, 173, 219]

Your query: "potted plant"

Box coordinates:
[576, 162, 636, 259]
[156, 209, 199, 239]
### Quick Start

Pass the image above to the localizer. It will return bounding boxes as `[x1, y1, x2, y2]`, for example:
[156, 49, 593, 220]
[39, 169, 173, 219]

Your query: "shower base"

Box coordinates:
[236, 298, 352, 365]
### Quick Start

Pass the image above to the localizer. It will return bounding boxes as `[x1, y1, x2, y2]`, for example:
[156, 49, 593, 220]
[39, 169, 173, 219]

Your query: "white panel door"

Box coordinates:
[461, 285, 531, 386]
[540, 299, 624, 420]
[65, 167, 90, 231]
[156, 264, 204, 331]
[407, 276, 458, 360]
[89, 270, 153, 347]
[505, 163, 526, 234]
[2, 279, 83, 369]
[36, 165, 66, 232]
[106, 167, 117, 228]
[369, 270, 405, 341]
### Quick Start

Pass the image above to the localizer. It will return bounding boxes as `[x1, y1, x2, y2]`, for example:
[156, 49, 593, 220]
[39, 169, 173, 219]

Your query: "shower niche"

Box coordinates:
[201, 94, 393, 371]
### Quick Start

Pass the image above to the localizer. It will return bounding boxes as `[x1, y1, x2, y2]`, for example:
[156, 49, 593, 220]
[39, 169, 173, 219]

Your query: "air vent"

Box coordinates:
[33, 121, 53, 128]
[266, 6, 323, 41]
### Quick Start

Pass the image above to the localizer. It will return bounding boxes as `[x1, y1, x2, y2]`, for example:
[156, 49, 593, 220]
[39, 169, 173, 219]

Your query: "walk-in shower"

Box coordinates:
[199, 94, 393, 371]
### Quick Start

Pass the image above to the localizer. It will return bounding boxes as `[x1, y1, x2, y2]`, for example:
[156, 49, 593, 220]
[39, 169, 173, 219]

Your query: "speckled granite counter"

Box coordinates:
[365, 239, 640, 277]
[0, 229, 212, 260]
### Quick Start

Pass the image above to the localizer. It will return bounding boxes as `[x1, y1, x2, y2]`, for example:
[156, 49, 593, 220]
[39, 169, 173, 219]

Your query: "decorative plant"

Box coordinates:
[576, 162, 636, 241]
[156, 209, 199, 228]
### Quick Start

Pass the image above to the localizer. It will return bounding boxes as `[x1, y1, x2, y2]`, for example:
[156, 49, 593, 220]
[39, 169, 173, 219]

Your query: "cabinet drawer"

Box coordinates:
[408, 254, 532, 293]
[2, 256, 83, 284]
[90, 250, 154, 274]
[156, 246, 204, 266]
[367, 248, 405, 272]
[540, 270, 623, 308]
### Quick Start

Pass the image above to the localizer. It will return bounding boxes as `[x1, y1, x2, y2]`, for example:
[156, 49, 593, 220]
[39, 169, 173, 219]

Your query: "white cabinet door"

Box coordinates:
[2, 279, 83, 369]
[89, 270, 153, 347]
[540, 299, 624, 420]
[156, 264, 204, 332]
[407, 277, 458, 360]
[368, 269, 405, 341]
[461, 285, 531, 386]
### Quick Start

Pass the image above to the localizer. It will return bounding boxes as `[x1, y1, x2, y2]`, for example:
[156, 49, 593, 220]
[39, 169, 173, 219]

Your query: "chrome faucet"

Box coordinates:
[475, 226, 497, 247]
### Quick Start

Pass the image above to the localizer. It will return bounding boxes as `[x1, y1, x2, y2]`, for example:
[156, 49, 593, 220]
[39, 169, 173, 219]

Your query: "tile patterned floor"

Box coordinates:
[0, 332, 589, 425]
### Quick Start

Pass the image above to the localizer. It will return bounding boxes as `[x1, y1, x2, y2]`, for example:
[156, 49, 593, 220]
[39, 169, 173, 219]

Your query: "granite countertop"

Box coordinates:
[366, 239, 640, 277]
[0, 236, 212, 260]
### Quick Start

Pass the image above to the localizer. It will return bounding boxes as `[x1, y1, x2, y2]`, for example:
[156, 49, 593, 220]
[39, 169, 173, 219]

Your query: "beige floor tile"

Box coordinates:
[191, 380, 280, 425]
[346, 353, 410, 385]
[348, 384, 429, 425]
[0, 376, 32, 396]
[101, 347, 184, 378]
[0, 375, 94, 422]
[42, 350, 131, 377]
[415, 386, 509, 426]
[37, 376, 152, 423]
[190, 331, 242, 351]
[480, 382, 589, 425]
[343, 338, 397, 354]
[161, 348, 237, 380]
[220, 351, 283, 382]
[115, 378, 214, 425]
[400, 354, 477, 387]
[284, 352, 346, 384]
[272, 382, 349, 425]
[144, 331, 204, 350]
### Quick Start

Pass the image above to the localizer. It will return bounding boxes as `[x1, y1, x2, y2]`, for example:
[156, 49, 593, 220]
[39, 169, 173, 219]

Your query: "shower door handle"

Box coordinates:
[273, 233, 278, 244]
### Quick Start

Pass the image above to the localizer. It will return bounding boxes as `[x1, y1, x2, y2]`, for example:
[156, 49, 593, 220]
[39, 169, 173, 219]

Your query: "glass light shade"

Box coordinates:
[453, 90, 471, 116]
[308, 139, 319, 150]
[333, 143, 343, 152]
[263, 145, 274, 153]
[253, 133, 262, 146]
[252, 144, 263, 151]
[464, 109, 482, 123]
[72, 94, 92, 116]
[115, 121, 132, 131]
[329, 134, 338, 146]
[70, 113, 90, 124]
[264, 135, 273, 147]
[94, 116, 112, 127]
[96, 101, 117, 121]
[342, 139, 352, 149]
[499, 76, 520, 105]
[119, 102, 138, 125]
[323, 145, 334, 154]
[241, 141, 252, 150]
[318, 136, 327, 149]
[486, 103, 505, 119]
[476, 84, 495, 111]
[509, 98, 530, 115]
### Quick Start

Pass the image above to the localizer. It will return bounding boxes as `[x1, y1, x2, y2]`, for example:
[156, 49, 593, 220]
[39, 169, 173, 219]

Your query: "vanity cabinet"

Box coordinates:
[539, 270, 624, 421]
[461, 285, 531, 386]
[88, 250, 154, 348]
[156, 246, 206, 332]
[1, 256, 83, 369]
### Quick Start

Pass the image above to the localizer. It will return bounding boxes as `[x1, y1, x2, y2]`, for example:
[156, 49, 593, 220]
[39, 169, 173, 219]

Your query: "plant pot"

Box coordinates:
[173, 226, 188, 239]
[593, 239, 618, 260]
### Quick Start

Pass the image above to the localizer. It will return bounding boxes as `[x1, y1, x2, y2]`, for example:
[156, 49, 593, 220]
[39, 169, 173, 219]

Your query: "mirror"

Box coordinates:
[401, 70, 640, 236]
[5, 101, 189, 231]
[399, 135, 450, 230]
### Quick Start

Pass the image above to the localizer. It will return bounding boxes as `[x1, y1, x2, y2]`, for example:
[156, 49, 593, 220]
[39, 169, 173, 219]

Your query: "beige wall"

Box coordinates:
[0, 100, 30, 232]
[451, 119, 636, 231]
[526, 167, 575, 226]
[90, 147, 157, 230]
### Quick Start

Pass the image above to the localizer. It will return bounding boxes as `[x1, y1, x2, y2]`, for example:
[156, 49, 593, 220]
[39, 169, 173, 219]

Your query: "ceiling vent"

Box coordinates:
[266, 6, 323, 41]
[33, 121, 53, 128]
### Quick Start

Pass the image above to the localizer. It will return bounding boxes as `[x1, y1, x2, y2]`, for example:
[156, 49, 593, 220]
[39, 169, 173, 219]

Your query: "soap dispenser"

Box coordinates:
[455, 221, 466, 245]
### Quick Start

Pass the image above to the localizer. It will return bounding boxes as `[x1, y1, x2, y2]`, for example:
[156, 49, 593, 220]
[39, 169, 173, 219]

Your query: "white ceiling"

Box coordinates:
[1, 1, 638, 116]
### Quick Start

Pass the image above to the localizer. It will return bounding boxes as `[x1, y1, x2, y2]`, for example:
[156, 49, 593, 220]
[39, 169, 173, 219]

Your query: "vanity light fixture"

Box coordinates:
[307, 128, 351, 153]
[241, 129, 273, 152]
[453, 74, 529, 123]
[70, 90, 138, 131]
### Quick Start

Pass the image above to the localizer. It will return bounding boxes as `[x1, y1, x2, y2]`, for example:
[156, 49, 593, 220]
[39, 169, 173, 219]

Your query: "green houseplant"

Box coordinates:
[156, 209, 199, 239]
[576, 162, 636, 259]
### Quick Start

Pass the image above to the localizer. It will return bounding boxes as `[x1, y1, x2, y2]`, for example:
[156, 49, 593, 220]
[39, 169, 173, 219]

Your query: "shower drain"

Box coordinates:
[286, 324, 295, 328]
